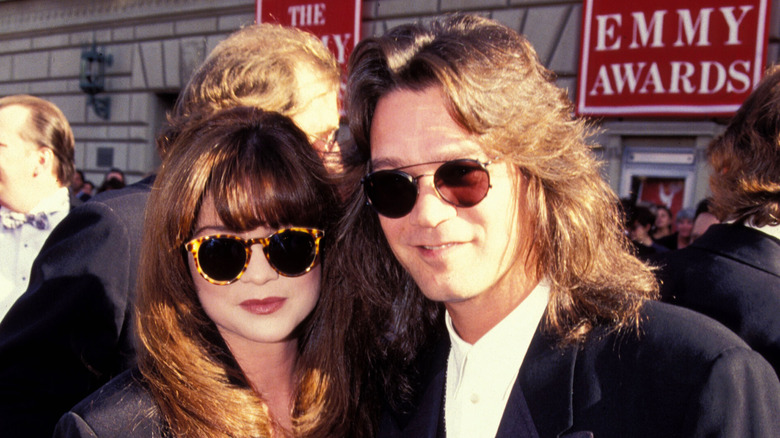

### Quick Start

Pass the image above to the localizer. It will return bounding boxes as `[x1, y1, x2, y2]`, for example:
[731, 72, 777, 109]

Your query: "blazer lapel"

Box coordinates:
[515, 325, 579, 438]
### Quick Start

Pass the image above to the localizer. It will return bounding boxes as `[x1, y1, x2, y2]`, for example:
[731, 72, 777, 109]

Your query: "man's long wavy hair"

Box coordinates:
[137, 107, 356, 436]
[339, 13, 658, 410]
[708, 64, 780, 226]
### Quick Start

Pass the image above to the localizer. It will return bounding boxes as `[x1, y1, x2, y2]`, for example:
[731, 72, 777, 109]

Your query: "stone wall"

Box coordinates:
[0, 0, 255, 184]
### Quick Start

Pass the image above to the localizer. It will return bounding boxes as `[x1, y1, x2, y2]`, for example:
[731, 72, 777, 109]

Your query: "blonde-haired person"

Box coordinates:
[54, 106, 365, 437]
[0, 23, 343, 438]
[160, 23, 342, 169]
[339, 13, 780, 437]
[0, 95, 76, 319]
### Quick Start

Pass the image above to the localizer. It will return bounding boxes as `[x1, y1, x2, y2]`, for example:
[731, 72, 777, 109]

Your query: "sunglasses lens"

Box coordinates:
[435, 160, 490, 207]
[364, 171, 418, 218]
[198, 238, 247, 282]
[265, 230, 318, 276]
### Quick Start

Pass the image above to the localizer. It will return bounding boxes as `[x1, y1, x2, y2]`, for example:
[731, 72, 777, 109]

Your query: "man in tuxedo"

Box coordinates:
[340, 14, 780, 437]
[657, 65, 780, 377]
[0, 95, 77, 320]
[0, 23, 342, 438]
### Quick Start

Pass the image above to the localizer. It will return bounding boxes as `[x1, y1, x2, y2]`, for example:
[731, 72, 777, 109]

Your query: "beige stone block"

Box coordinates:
[32, 34, 69, 49]
[134, 22, 175, 39]
[103, 44, 134, 76]
[108, 126, 131, 139]
[369, 0, 438, 18]
[441, 0, 504, 12]
[48, 95, 87, 124]
[70, 31, 94, 46]
[139, 41, 164, 89]
[0, 55, 11, 81]
[548, 4, 581, 75]
[176, 17, 217, 35]
[130, 93, 151, 123]
[0, 39, 32, 54]
[180, 37, 207, 84]
[13, 51, 49, 80]
[32, 79, 71, 94]
[50, 48, 82, 78]
[72, 125, 108, 141]
[218, 13, 253, 32]
[112, 26, 136, 43]
[0, 82, 30, 95]
[491, 8, 526, 33]
[521, 5, 571, 66]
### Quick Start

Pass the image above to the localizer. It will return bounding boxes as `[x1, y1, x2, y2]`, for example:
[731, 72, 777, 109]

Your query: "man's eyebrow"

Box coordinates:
[370, 157, 404, 170]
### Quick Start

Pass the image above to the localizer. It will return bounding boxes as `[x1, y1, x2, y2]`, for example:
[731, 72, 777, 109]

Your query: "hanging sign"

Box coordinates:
[257, 1, 361, 70]
[578, 0, 771, 117]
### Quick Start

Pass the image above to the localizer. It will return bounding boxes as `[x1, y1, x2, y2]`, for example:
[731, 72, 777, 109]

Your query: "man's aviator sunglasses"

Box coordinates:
[362, 158, 493, 218]
[184, 227, 324, 285]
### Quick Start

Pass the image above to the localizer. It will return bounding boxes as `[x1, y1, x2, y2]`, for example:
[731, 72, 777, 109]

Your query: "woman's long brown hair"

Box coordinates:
[136, 107, 364, 436]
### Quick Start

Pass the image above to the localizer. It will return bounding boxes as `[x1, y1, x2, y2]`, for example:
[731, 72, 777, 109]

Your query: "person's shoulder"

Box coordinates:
[617, 301, 776, 381]
[585, 301, 766, 374]
[637, 300, 749, 349]
[54, 368, 166, 438]
[55, 176, 154, 234]
[88, 175, 154, 206]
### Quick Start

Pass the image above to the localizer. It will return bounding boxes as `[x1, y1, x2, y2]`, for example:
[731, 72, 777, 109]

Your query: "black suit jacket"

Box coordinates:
[655, 223, 780, 376]
[53, 368, 165, 438]
[379, 301, 780, 437]
[0, 177, 154, 438]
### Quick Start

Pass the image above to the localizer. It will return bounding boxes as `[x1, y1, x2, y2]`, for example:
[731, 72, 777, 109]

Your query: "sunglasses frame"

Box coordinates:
[362, 158, 494, 218]
[184, 227, 324, 285]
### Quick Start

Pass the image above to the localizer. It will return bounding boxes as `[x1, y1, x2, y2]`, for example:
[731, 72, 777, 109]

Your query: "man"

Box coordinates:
[0, 95, 76, 320]
[341, 14, 780, 437]
[657, 65, 780, 378]
[0, 23, 341, 437]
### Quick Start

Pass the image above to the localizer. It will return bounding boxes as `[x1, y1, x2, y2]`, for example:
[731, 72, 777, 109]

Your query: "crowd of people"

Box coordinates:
[622, 199, 718, 261]
[0, 13, 778, 438]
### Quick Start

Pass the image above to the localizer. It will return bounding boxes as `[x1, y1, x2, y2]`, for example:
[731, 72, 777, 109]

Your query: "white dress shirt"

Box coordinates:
[0, 187, 70, 321]
[444, 281, 550, 438]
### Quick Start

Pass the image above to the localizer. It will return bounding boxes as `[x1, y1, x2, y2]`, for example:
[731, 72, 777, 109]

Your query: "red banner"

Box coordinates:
[578, 0, 771, 117]
[257, 1, 361, 71]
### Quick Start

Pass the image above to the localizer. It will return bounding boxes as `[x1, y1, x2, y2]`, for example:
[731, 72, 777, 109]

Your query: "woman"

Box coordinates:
[651, 205, 672, 240]
[656, 207, 696, 251]
[54, 107, 367, 437]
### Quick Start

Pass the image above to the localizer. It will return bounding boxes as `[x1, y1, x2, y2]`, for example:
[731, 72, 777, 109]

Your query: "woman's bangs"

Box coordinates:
[206, 148, 324, 232]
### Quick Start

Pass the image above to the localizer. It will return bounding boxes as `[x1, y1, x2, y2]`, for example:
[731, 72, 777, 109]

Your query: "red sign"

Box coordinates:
[257, 1, 361, 70]
[578, 0, 771, 117]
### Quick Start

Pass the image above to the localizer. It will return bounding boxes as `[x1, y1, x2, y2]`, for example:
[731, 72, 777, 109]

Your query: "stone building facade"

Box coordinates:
[0, 0, 778, 208]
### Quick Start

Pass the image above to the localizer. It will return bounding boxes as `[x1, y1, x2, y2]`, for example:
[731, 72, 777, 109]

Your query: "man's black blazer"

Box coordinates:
[379, 301, 780, 437]
[0, 177, 154, 438]
[655, 223, 780, 376]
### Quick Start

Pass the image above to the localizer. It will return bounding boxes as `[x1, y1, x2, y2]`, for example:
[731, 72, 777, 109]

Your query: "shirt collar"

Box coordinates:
[745, 221, 780, 241]
[445, 280, 550, 396]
